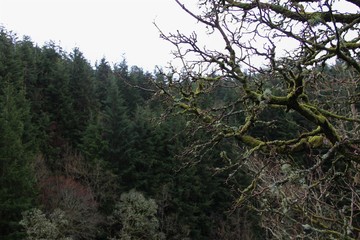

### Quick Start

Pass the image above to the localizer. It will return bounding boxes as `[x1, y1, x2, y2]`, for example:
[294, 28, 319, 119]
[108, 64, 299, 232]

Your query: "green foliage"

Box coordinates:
[109, 190, 165, 240]
[0, 26, 264, 239]
[34, 43, 72, 165]
[95, 58, 113, 111]
[80, 115, 107, 162]
[67, 48, 96, 147]
[0, 28, 36, 239]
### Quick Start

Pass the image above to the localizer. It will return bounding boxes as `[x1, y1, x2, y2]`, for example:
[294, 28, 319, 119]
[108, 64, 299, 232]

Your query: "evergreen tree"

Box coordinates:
[95, 58, 113, 112]
[0, 29, 36, 239]
[102, 76, 133, 173]
[36, 43, 72, 164]
[115, 65, 151, 113]
[16, 36, 46, 153]
[80, 115, 107, 163]
[0, 26, 261, 239]
[67, 48, 96, 147]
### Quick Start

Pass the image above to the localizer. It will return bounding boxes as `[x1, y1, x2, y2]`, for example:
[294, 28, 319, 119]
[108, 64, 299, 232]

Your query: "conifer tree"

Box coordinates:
[67, 48, 96, 147]
[102, 76, 133, 171]
[95, 58, 113, 112]
[36, 45, 72, 168]
[0, 29, 36, 240]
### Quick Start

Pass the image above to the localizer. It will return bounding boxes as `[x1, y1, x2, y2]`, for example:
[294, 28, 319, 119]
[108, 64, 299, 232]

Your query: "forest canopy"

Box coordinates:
[1, 0, 360, 239]
[0, 27, 253, 240]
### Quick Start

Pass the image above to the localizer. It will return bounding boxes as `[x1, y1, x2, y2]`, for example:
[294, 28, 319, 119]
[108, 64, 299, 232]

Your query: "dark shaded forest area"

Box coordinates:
[1, 0, 360, 238]
[0, 28, 256, 240]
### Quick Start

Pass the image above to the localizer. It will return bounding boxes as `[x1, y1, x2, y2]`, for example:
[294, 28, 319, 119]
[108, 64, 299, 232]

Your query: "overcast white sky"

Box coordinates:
[0, 0, 198, 71]
[1, 1, 355, 72]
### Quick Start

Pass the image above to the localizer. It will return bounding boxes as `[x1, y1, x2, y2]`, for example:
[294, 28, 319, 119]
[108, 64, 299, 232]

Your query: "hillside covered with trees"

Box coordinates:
[1, 0, 360, 239]
[0, 27, 256, 240]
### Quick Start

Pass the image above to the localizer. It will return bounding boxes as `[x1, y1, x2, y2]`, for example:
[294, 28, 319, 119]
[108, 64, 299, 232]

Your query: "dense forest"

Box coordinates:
[1, 0, 360, 239]
[0, 27, 258, 240]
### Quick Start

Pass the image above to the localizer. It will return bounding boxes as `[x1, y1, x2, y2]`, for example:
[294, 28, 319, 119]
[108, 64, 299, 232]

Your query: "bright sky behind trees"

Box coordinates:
[1, 0, 354, 71]
[0, 0, 197, 71]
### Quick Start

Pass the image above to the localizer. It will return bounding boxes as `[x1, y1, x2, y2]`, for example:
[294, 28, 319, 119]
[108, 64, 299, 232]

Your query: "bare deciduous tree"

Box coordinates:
[155, 0, 360, 238]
